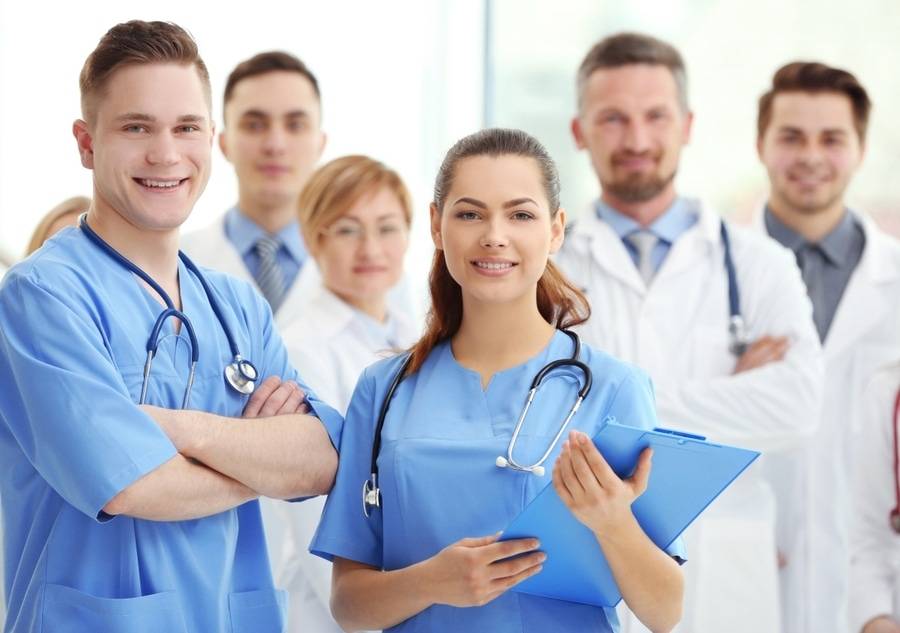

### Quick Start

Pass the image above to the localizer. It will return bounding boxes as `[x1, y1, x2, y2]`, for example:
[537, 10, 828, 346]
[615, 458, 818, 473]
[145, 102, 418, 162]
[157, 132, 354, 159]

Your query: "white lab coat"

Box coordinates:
[555, 199, 824, 633]
[275, 268, 420, 633]
[850, 361, 900, 632]
[758, 215, 900, 633]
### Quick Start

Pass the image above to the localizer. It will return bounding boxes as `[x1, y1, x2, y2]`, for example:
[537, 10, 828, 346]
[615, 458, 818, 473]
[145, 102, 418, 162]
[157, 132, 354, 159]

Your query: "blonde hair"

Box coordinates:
[27, 196, 91, 255]
[298, 155, 413, 253]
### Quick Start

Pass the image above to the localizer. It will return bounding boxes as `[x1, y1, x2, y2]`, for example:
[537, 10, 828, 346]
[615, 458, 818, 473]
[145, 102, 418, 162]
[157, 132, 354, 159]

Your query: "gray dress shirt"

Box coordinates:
[764, 207, 866, 342]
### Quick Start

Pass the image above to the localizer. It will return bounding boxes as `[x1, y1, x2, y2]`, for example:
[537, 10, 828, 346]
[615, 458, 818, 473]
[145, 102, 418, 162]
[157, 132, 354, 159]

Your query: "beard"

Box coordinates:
[601, 151, 677, 203]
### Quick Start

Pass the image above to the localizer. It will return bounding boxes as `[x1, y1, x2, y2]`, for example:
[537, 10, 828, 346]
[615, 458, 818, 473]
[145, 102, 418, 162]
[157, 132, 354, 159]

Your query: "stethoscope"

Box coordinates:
[890, 389, 900, 533]
[363, 329, 592, 518]
[720, 221, 749, 357]
[79, 215, 258, 407]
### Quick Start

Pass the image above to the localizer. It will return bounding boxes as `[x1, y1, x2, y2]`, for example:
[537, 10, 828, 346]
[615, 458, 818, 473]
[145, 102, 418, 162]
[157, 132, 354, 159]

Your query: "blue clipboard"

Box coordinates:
[500, 421, 760, 607]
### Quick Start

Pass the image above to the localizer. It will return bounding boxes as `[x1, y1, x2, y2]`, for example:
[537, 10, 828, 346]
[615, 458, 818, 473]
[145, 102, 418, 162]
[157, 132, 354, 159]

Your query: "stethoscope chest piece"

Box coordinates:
[225, 356, 258, 395]
[363, 476, 381, 517]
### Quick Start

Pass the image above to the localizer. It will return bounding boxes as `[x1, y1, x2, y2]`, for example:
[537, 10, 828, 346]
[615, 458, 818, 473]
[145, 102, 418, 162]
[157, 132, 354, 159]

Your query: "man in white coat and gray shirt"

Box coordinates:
[755, 62, 900, 633]
[555, 33, 823, 632]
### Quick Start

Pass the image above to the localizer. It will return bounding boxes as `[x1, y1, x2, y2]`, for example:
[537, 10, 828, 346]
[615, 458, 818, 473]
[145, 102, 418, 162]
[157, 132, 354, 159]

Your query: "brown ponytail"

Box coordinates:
[406, 128, 590, 375]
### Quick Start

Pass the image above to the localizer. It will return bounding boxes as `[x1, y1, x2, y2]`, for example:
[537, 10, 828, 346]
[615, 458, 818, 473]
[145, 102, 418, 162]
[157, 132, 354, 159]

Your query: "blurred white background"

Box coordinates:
[1, 0, 899, 267]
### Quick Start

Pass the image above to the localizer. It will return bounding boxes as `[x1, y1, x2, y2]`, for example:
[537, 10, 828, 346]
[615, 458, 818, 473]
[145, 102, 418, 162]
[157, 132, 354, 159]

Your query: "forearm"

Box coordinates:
[655, 347, 823, 452]
[179, 410, 338, 499]
[103, 454, 257, 521]
[598, 514, 683, 633]
[332, 558, 436, 632]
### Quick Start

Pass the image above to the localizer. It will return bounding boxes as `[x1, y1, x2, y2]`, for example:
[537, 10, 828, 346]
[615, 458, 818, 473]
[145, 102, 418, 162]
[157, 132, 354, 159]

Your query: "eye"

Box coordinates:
[124, 124, 148, 134]
[333, 225, 360, 237]
[241, 119, 266, 132]
[286, 119, 308, 132]
[178, 124, 201, 133]
[378, 224, 403, 235]
[455, 210, 480, 221]
[600, 113, 623, 125]
[511, 211, 535, 221]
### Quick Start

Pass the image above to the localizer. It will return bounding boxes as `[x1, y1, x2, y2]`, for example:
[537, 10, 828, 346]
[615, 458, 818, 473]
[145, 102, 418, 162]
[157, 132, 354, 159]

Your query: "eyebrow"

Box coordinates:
[777, 125, 848, 136]
[451, 197, 538, 209]
[240, 109, 310, 119]
[115, 113, 205, 123]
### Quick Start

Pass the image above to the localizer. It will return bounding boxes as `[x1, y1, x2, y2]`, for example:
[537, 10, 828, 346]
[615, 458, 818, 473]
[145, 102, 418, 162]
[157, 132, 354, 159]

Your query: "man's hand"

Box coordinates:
[243, 376, 310, 418]
[733, 336, 789, 374]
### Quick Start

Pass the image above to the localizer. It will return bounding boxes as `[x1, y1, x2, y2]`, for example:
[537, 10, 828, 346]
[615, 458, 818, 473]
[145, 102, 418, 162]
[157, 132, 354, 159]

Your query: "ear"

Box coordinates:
[316, 130, 328, 160]
[430, 202, 443, 250]
[682, 110, 694, 145]
[72, 119, 95, 170]
[571, 116, 586, 150]
[218, 129, 230, 161]
[549, 208, 567, 254]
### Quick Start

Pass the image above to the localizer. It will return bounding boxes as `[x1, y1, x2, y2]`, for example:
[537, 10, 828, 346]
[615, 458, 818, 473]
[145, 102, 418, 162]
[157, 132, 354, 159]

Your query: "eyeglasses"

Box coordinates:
[321, 220, 409, 245]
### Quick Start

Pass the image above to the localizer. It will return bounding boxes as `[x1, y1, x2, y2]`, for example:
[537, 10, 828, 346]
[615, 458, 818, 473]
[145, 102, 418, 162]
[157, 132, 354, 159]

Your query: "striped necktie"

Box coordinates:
[254, 235, 287, 313]
[625, 230, 659, 285]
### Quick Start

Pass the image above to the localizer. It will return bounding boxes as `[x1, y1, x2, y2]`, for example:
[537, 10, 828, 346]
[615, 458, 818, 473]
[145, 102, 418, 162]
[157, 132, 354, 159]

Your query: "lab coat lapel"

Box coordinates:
[823, 219, 900, 360]
[652, 200, 720, 286]
[577, 207, 646, 295]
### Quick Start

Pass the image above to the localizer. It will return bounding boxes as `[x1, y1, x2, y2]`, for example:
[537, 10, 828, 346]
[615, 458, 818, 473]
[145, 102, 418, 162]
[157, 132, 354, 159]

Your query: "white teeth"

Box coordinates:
[474, 261, 513, 270]
[140, 178, 182, 189]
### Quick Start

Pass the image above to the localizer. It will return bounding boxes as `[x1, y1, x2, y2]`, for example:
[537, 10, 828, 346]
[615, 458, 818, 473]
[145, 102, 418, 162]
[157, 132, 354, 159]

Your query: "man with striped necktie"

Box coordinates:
[182, 51, 326, 326]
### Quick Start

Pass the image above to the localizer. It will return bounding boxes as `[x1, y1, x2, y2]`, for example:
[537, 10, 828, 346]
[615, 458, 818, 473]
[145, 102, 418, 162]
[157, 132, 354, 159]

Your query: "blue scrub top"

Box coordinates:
[0, 227, 343, 633]
[311, 330, 683, 633]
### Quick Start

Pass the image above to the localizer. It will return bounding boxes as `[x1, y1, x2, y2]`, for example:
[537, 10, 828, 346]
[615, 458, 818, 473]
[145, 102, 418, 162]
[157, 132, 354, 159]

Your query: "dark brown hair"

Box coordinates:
[406, 128, 590, 375]
[223, 51, 320, 117]
[79, 20, 210, 122]
[757, 61, 871, 142]
[577, 32, 688, 111]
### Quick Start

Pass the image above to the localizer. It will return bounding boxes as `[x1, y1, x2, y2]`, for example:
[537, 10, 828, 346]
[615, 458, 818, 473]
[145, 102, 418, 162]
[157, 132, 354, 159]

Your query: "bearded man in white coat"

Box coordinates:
[555, 33, 824, 633]
[755, 62, 900, 633]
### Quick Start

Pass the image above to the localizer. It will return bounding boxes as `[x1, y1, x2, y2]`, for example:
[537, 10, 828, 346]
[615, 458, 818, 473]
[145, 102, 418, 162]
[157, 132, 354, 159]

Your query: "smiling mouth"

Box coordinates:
[134, 177, 189, 190]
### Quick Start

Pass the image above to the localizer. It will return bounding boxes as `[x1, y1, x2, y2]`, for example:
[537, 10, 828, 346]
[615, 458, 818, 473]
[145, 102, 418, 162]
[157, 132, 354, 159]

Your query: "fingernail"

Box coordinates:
[538, 553, 547, 562]
[532, 539, 540, 548]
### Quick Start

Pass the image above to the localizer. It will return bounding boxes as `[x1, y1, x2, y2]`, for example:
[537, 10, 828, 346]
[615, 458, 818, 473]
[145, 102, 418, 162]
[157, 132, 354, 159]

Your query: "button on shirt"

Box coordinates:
[764, 207, 865, 342]
[224, 206, 307, 295]
[596, 197, 700, 275]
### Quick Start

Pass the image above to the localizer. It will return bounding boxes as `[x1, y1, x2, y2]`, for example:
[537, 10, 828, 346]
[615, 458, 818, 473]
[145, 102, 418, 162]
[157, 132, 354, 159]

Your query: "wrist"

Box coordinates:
[180, 410, 217, 458]
[410, 556, 442, 608]
[592, 508, 641, 544]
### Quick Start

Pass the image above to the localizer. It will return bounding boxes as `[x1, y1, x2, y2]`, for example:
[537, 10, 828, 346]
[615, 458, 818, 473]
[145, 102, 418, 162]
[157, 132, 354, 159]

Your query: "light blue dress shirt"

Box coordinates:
[311, 330, 684, 632]
[224, 206, 308, 292]
[0, 226, 343, 632]
[596, 198, 699, 274]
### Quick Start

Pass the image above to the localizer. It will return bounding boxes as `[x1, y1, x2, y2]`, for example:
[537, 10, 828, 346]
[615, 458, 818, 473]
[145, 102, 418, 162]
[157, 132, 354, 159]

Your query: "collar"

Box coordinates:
[224, 206, 308, 264]
[764, 206, 860, 266]
[595, 197, 699, 243]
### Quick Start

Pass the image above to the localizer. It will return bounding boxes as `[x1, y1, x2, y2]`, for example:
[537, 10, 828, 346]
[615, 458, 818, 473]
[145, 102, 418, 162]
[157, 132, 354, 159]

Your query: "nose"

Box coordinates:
[146, 132, 179, 166]
[480, 218, 509, 249]
[262, 125, 288, 155]
[358, 228, 383, 259]
[622, 119, 652, 154]
[796, 141, 827, 167]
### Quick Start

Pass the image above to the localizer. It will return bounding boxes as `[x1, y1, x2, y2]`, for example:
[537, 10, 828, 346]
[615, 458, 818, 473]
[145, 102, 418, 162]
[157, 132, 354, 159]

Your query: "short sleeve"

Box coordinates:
[253, 290, 344, 450]
[605, 368, 686, 561]
[0, 274, 177, 521]
[310, 366, 383, 568]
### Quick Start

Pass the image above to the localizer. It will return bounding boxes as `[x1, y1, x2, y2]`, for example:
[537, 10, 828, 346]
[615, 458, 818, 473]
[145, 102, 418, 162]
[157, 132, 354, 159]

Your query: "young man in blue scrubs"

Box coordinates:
[0, 20, 342, 632]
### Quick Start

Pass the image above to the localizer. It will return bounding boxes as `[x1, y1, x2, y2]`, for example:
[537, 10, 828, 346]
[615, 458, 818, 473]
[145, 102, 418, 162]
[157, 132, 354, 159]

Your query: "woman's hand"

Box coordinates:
[423, 533, 545, 607]
[553, 430, 652, 537]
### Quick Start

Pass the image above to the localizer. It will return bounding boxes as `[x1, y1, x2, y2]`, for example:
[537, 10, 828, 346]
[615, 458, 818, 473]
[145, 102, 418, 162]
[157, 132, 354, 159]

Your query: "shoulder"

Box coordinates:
[722, 220, 795, 266]
[580, 341, 651, 389]
[1, 230, 95, 307]
[180, 215, 226, 250]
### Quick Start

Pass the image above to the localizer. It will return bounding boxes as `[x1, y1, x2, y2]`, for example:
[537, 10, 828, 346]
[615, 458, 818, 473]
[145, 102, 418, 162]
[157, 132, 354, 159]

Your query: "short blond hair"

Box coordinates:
[298, 155, 413, 252]
[27, 196, 91, 255]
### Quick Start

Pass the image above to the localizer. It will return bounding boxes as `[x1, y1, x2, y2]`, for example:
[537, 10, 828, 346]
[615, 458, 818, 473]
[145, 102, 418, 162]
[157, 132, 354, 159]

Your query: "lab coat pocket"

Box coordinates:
[42, 583, 187, 632]
[228, 588, 288, 633]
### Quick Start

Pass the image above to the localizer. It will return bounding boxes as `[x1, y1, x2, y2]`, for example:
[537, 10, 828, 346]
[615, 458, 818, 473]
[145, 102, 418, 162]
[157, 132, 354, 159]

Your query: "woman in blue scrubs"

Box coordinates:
[311, 128, 684, 632]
